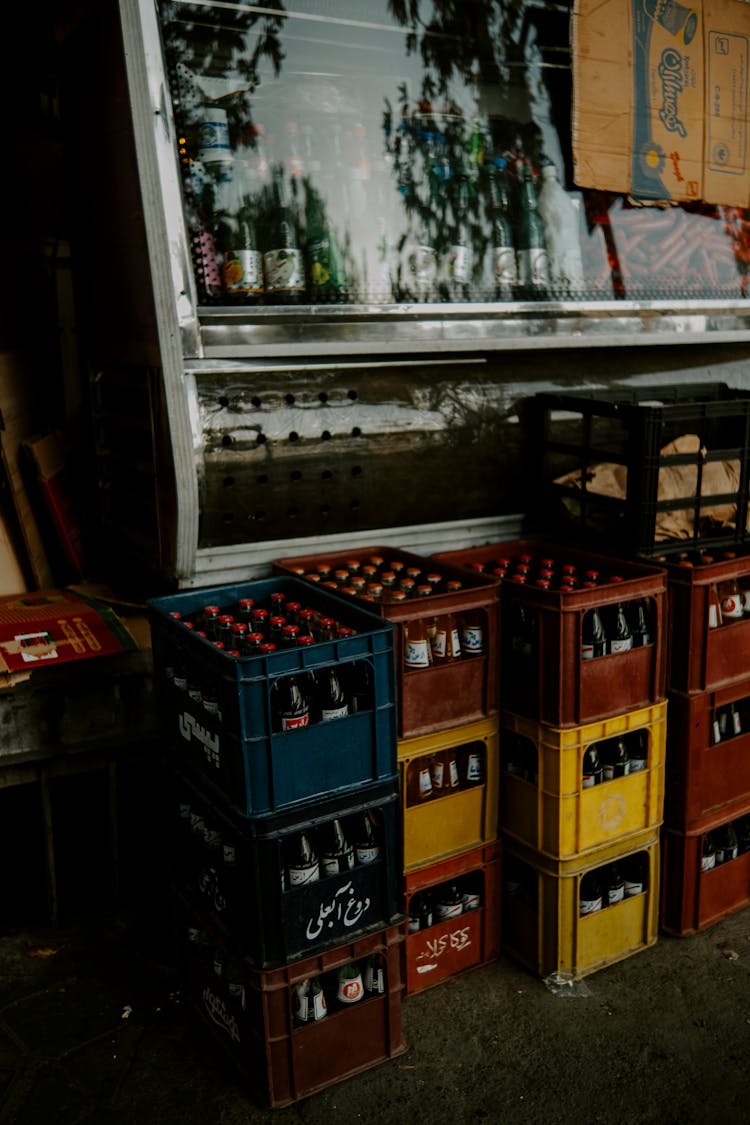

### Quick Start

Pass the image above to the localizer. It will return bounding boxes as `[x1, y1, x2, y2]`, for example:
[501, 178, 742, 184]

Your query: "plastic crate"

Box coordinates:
[171, 769, 403, 967]
[449, 539, 666, 727]
[530, 383, 750, 559]
[661, 803, 750, 936]
[666, 549, 750, 694]
[500, 702, 666, 860]
[501, 829, 659, 980]
[403, 840, 500, 996]
[398, 716, 499, 873]
[176, 912, 407, 1108]
[665, 682, 750, 828]
[148, 577, 397, 816]
[273, 547, 499, 739]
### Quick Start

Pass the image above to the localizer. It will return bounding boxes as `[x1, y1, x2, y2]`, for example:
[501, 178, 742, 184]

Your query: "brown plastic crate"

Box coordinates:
[403, 840, 501, 996]
[666, 550, 750, 694]
[435, 539, 667, 727]
[661, 806, 750, 936]
[176, 915, 407, 1108]
[666, 682, 750, 828]
[274, 546, 499, 739]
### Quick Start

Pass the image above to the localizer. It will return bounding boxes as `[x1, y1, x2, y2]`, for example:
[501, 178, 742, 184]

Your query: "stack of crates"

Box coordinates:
[148, 577, 407, 1108]
[437, 540, 668, 981]
[661, 552, 750, 936]
[274, 547, 503, 996]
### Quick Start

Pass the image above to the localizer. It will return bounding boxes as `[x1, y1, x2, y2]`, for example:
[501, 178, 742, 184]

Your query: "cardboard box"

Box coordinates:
[573, 1, 750, 206]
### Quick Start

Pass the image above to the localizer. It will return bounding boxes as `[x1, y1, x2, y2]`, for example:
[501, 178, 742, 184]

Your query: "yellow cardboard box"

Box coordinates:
[573, 0, 749, 206]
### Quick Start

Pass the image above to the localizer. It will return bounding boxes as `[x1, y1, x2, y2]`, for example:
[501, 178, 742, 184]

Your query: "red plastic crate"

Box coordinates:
[176, 914, 407, 1108]
[660, 805, 750, 936]
[403, 840, 500, 996]
[666, 681, 750, 827]
[666, 550, 750, 694]
[274, 546, 499, 739]
[436, 539, 667, 727]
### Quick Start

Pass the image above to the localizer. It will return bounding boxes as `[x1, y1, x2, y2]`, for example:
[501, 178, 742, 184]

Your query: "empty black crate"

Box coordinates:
[529, 383, 750, 559]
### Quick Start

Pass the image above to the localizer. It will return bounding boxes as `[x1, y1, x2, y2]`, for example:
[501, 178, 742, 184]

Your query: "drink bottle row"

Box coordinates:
[183, 95, 587, 305]
[282, 814, 382, 888]
[700, 817, 750, 870]
[407, 873, 483, 933]
[289, 552, 472, 602]
[405, 745, 484, 805]
[502, 728, 648, 787]
[292, 958, 387, 1025]
[711, 697, 748, 744]
[578, 856, 649, 916]
[170, 592, 358, 654]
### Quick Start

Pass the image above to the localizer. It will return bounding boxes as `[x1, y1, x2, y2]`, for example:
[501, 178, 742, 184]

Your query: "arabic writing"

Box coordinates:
[179, 711, 221, 768]
[305, 881, 371, 941]
[416, 926, 472, 962]
[202, 986, 241, 1043]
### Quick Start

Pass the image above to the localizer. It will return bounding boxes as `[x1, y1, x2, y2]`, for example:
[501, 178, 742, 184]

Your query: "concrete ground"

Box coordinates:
[1, 895, 749, 1125]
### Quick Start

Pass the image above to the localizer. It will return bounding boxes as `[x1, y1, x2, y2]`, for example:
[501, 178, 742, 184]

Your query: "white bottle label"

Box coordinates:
[288, 860, 320, 886]
[461, 625, 483, 654]
[466, 753, 482, 782]
[449, 244, 471, 283]
[435, 900, 463, 920]
[223, 249, 264, 295]
[581, 643, 595, 661]
[321, 704, 349, 722]
[629, 757, 647, 773]
[624, 878, 644, 897]
[701, 853, 716, 872]
[607, 884, 625, 905]
[450, 628, 462, 658]
[493, 245, 517, 287]
[431, 760, 445, 788]
[405, 638, 431, 668]
[579, 895, 602, 915]
[312, 985, 327, 1020]
[722, 594, 743, 619]
[355, 844, 380, 865]
[448, 759, 460, 787]
[517, 247, 549, 288]
[263, 247, 304, 292]
[418, 766, 433, 797]
[610, 637, 633, 654]
[461, 891, 481, 911]
[732, 709, 742, 735]
[337, 972, 364, 1004]
[431, 630, 447, 659]
[602, 764, 614, 782]
[708, 603, 720, 628]
[582, 773, 597, 789]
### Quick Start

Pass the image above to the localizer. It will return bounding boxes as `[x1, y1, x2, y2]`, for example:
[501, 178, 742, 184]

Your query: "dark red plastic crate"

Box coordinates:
[274, 546, 499, 739]
[660, 806, 750, 936]
[403, 840, 501, 996]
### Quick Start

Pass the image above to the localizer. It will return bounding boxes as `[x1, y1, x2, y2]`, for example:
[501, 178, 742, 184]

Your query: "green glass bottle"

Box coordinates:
[516, 164, 549, 298]
[487, 158, 517, 299]
[262, 167, 306, 304]
[305, 186, 348, 303]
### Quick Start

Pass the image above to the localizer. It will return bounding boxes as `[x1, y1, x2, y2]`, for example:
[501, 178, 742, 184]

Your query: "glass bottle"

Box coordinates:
[629, 599, 652, 647]
[623, 852, 647, 897]
[718, 575, 743, 622]
[628, 730, 648, 773]
[708, 584, 722, 629]
[715, 823, 739, 865]
[318, 665, 349, 721]
[262, 166, 305, 303]
[286, 831, 320, 886]
[463, 745, 483, 785]
[701, 831, 717, 872]
[582, 743, 603, 788]
[404, 617, 431, 670]
[579, 869, 603, 915]
[435, 882, 464, 921]
[431, 612, 461, 662]
[214, 162, 264, 303]
[272, 673, 310, 732]
[486, 156, 517, 299]
[516, 164, 549, 297]
[354, 811, 381, 865]
[581, 607, 608, 660]
[605, 863, 625, 906]
[609, 603, 633, 654]
[443, 176, 472, 302]
[336, 963, 365, 1005]
[320, 818, 355, 876]
[601, 736, 630, 781]
[535, 161, 585, 297]
[305, 182, 348, 303]
[460, 608, 484, 657]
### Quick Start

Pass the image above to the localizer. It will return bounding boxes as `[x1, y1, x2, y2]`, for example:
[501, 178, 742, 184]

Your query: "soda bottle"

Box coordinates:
[535, 161, 585, 296]
[623, 852, 647, 897]
[318, 665, 349, 721]
[429, 753, 445, 793]
[601, 736, 630, 781]
[431, 612, 461, 662]
[347, 660, 372, 713]
[294, 977, 327, 1023]
[286, 831, 320, 886]
[443, 176, 473, 302]
[581, 606, 608, 659]
[354, 811, 381, 864]
[486, 156, 517, 299]
[272, 673, 310, 731]
[629, 599, 652, 647]
[262, 166, 305, 303]
[609, 602, 633, 654]
[605, 863, 625, 905]
[628, 730, 648, 773]
[435, 883, 463, 921]
[305, 183, 348, 303]
[363, 955, 385, 995]
[319, 818, 355, 875]
[336, 963, 365, 1005]
[403, 617, 431, 669]
[582, 743, 603, 788]
[715, 823, 739, 865]
[460, 608, 484, 657]
[701, 832, 717, 872]
[214, 162, 264, 303]
[708, 584, 722, 629]
[463, 745, 483, 785]
[516, 163, 549, 297]
[579, 869, 603, 915]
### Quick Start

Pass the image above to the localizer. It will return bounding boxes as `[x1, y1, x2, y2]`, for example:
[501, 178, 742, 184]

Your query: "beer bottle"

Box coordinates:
[628, 730, 648, 773]
[318, 665, 349, 721]
[609, 602, 633, 654]
[623, 852, 647, 897]
[271, 673, 310, 731]
[404, 617, 431, 670]
[629, 599, 652, 647]
[286, 831, 320, 886]
[579, 869, 603, 915]
[601, 736, 630, 781]
[429, 753, 445, 793]
[715, 823, 739, 865]
[419, 891, 434, 929]
[582, 743, 603, 788]
[320, 818, 355, 875]
[605, 863, 625, 905]
[460, 608, 484, 657]
[411, 759, 433, 803]
[486, 156, 517, 299]
[516, 163, 549, 297]
[263, 166, 305, 303]
[708, 584, 722, 629]
[354, 811, 381, 865]
[581, 606, 608, 659]
[463, 745, 483, 785]
[336, 963, 365, 1005]
[432, 612, 461, 662]
[435, 883, 463, 921]
[445, 746, 460, 789]
[701, 832, 717, 872]
[728, 700, 742, 737]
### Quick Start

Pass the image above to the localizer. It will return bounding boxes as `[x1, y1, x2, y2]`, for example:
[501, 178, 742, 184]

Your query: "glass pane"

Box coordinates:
[159, 0, 749, 307]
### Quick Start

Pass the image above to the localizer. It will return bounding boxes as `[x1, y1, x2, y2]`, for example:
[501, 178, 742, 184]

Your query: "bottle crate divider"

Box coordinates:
[148, 577, 397, 817]
[501, 828, 659, 981]
[499, 701, 666, 861]
[171, 767, 403, 968]
[528, 383, 750, 560]
[665, 682, 750, 828]
[175, 906, 407, 1109]
[403, 840, 501, 996]
[666, 550, 750, 695]
[660, 801, 750, 937]
[273, 546, 499, 740]
[398, 715, 499, 874]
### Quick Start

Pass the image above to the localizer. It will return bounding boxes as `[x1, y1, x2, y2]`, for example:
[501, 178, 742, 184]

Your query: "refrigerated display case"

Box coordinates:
[64, 1, 750, 587]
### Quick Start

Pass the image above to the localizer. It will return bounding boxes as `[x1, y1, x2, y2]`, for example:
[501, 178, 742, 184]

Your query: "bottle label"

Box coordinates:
[582, 772, 597, 789]
[461, 891, 481, 911]
[602, 764, 614, 782]
[431, 760, 445, 789]
[713, 718, 722, 744]
[407, 244, 437, 290]
[288, 860, 320, 886]
[624, 878, 644, 897]
[628, 757, 647, 773]
[610, 637, 633, 654]
[581, 643, 596, 661]
[312, 986, 327, 1020]
[418, 766, 433, 798]
[431, 630, 448, 659]
[364, 963, 385, 994]
[579, 894, 603, 915]
[337, 973, 364, 1004]
[321, 849, 354, 876]
[309, 237, 346, 292]
[722, 593, 743, 618]
[263, 247, 305, 293]
[405, 638, 431, 668]
[448, 759, 460, 788]
[408, 914, 421, 933]
[732, 709, 742, 735]
[223, 249, 264, 295]
[320, 704, 349, 722]
[461, 625, 484, 654]
[449, 244, 472, 283]
[517, 246, 549, 288]
[708, 602, 720, 628]
[198, 110, 230, 163]
[493, 245, 517, 287]
[466, 753, 482, 783]
[355, 844, 380, 864]
[435, 900, 463, 920]
[449, 628, 462, 658]
[280, 712, 309, 731]
[607, 884, 625, 905]
[701, 852, 716, 872]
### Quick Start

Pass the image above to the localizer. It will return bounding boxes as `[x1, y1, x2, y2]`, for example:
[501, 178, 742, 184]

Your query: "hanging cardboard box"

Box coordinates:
[572, 1, 750, 206]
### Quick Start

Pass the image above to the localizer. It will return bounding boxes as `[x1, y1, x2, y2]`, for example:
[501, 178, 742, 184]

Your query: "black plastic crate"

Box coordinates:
[529, 383, 750, 559]
[171, 768, 403, 967]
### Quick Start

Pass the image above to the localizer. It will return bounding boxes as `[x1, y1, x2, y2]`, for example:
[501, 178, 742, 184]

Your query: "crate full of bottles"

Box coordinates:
[148, 577, 397, 817]
[398, 716, 499, 873]
[273, 547, 499, 739]
[665, 548, 750, 694]
[403, 840, 501, 996]
[501, 828, 659, 980]
[171, 767, 403, 968]
[478, 539, 665, 728]
[176, 908, 407, 1109]
[660, 803, 750, 937]
[665, 679, 750, 828]
[500, 701, 666, 861]
[529, 384, 750, 559]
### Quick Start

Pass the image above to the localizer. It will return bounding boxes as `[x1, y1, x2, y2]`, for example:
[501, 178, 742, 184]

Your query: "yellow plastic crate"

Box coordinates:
[502, 829, 660, 980]
[398, 716, 499, 873]
[500, 701, 666, 860]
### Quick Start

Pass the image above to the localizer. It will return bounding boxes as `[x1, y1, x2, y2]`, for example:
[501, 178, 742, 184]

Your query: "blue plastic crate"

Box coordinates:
[148, 577, 397, 816]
